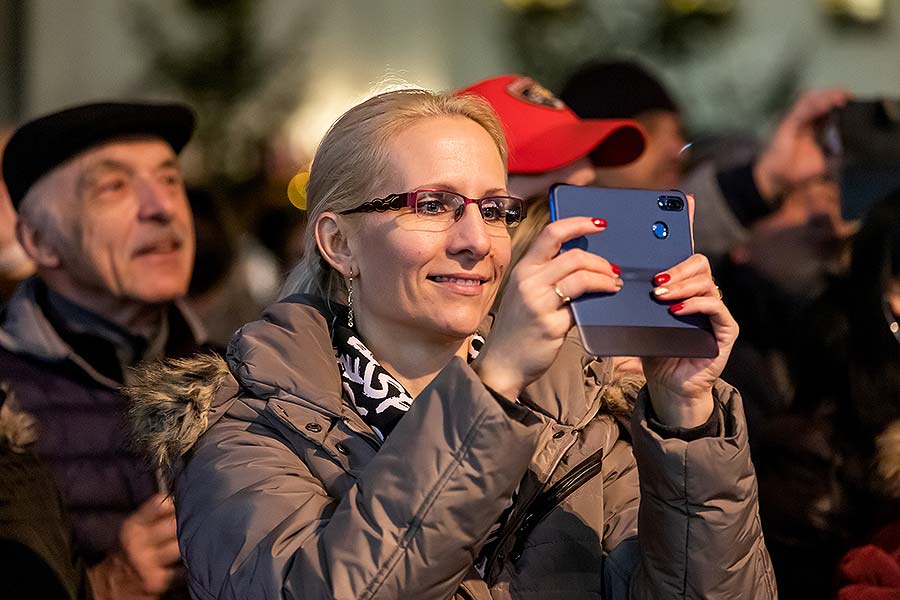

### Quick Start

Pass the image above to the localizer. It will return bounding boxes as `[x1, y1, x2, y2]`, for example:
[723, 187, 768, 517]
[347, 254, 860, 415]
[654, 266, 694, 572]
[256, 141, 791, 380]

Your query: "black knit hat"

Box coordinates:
[2, 101, 195, 208]
[560, 61, 679, 121]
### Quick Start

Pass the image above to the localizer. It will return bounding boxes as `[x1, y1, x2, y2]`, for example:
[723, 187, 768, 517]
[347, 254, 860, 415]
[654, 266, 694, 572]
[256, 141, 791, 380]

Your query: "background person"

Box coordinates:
[559, 59, 851, 263]
[129, 87, 774, 599]
[0, 101, 206, 599]
[559, 61, 860, 597]
[454, 74, 646, 309]
[0, 383, 92, 600]
[0, 128, 35, 302]
[776, 188, 900, 597]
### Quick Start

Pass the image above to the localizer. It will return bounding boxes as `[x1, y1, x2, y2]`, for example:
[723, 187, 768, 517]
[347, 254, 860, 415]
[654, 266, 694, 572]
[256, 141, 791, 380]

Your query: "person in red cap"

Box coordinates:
[457, 74, 646, 202]
[456, 75, 647, 319]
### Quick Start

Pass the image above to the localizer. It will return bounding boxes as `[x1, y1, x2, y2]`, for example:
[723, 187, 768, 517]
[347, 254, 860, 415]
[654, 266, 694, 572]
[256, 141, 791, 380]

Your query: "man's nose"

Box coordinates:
[136, 178, 177, 222]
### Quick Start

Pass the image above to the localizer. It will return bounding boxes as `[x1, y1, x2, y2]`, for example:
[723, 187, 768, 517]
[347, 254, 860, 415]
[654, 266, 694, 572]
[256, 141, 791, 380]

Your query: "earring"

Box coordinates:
[347, 274, 355, 328]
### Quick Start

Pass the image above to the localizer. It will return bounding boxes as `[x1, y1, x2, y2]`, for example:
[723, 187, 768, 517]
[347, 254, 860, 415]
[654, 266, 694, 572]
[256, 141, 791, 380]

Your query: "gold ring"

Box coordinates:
[715, 285, 723, 300]
[554, 285, 571, 305]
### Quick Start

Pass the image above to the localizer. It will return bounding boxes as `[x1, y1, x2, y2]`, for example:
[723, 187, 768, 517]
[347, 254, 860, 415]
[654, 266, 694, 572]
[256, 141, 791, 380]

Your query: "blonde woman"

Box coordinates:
[129, 88, 773, 599]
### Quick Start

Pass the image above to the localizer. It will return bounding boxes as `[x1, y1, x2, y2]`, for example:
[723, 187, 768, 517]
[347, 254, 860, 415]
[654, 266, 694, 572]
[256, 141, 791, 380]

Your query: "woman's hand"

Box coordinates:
[642, 252, 739, 428]
[473, 216, 621, 400]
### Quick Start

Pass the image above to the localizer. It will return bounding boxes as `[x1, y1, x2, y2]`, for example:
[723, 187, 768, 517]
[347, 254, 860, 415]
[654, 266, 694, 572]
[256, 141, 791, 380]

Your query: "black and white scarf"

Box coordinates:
[332, 319, 506, 576]
[333, 321, 484, 440]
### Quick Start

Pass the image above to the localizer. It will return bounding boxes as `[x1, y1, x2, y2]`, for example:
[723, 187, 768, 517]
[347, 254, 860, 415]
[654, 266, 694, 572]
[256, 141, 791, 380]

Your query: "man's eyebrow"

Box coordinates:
[77, 159, 133, 192]
[156, 158, 180, 171]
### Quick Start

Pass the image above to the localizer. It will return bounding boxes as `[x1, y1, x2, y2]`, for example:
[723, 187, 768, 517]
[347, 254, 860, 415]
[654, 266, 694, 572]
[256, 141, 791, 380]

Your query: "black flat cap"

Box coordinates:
[2, 101, 195, 208]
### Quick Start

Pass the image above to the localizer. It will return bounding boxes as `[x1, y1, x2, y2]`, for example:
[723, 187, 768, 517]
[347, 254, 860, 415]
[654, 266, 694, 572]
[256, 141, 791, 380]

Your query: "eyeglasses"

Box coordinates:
[339, 189, 526, 232]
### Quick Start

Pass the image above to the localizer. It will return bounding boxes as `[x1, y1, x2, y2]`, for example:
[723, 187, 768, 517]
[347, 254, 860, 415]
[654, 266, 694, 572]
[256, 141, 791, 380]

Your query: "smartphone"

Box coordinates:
[548, 184, 717, 358]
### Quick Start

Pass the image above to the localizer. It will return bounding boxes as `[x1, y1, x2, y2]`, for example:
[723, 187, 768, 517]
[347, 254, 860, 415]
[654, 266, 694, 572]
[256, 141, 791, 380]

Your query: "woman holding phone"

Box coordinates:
[129, 87, 773, 599]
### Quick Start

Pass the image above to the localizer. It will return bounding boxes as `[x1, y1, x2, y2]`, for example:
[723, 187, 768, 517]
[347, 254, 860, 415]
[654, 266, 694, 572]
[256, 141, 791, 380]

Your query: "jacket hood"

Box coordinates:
[127, 295, 344, 474]
[876, 421, 900, 498]
[225, 295, 345, 417]
[0, 384, 37, 453]
[127, 353, 232, 473]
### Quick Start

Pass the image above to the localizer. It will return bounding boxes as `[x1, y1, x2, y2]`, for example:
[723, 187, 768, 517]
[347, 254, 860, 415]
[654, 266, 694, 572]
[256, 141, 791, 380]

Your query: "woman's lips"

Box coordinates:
[428, 275, 488, 295]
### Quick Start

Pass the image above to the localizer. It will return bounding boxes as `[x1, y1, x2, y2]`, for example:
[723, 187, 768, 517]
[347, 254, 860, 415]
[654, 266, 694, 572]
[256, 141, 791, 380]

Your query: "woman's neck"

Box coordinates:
[354, 320, 469, 398]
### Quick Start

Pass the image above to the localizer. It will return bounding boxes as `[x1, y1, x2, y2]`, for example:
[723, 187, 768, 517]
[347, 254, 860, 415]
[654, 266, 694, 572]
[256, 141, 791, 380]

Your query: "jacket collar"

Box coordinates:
[224, 294, 619, 427]
[0, 278, 206, 389]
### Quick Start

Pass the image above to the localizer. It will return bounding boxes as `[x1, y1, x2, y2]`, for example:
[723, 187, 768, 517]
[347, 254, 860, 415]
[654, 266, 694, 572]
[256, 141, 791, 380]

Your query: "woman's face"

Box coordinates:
[349, 115, 511, 343]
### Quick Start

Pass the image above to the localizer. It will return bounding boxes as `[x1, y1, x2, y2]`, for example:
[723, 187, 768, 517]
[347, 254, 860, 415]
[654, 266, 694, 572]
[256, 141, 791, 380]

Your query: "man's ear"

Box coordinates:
[16, 220, 61, 269]
[315, 212, 354, 277]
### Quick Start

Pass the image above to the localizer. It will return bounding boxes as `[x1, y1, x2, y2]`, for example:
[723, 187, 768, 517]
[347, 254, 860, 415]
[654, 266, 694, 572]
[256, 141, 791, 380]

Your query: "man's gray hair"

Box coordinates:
[15, 168, 67, 241]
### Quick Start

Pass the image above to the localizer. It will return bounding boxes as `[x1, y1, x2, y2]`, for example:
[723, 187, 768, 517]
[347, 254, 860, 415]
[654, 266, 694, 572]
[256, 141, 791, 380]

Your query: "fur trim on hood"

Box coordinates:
[603, 372, 642, 419]
[0, 383, 38, 453]
[876, 421, 900, 498]
[126, 353, 231, 474]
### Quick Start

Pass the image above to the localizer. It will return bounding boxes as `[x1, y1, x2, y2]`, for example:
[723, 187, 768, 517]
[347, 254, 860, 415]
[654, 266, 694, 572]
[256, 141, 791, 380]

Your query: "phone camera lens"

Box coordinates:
[658, 196, 684, 211]
[652, 221, 669, 239]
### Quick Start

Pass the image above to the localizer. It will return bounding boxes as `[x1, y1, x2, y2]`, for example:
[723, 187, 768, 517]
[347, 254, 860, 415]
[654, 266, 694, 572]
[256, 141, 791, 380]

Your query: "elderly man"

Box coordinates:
[0, 102, 203, 599]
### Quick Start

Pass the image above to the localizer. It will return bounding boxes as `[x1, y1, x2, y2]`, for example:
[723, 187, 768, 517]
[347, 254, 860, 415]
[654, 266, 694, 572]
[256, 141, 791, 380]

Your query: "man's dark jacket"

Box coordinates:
[0, 278, 206, 565]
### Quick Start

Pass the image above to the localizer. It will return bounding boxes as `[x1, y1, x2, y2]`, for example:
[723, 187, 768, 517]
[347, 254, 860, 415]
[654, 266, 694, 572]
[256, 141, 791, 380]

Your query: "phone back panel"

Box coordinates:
[549, 184, 717, 357]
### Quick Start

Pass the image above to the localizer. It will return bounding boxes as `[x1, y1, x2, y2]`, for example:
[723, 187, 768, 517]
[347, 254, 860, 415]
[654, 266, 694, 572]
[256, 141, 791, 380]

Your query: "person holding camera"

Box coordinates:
[128, 87, 773, 599]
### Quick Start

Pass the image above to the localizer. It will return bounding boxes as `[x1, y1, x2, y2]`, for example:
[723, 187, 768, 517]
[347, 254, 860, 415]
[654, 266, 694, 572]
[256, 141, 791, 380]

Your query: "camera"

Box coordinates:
[817, 98, 900, 218]
[657, 195, 684, 211]
[832, 99, 900, 167]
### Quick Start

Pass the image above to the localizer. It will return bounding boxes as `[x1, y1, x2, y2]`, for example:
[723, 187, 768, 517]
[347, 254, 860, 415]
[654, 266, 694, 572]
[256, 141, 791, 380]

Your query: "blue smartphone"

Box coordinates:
[548, 184, 717, 358]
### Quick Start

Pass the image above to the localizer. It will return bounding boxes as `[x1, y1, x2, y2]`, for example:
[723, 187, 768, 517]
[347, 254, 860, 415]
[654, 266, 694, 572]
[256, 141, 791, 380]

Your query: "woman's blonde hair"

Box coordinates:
[495, 194, 550, 306]
[282, 88, 508, 302]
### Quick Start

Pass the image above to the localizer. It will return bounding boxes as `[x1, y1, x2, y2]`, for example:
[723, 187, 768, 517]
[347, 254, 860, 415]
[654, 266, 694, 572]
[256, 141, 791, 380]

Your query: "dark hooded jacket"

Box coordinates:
[0, 278, 206, 564]
[128, 295, 776, 599]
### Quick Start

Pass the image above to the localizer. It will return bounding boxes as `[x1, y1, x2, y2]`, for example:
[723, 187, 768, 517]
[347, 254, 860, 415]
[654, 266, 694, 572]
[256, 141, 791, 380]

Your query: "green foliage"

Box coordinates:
[130, 0, 318, 186]
[502, 0, 803, 136]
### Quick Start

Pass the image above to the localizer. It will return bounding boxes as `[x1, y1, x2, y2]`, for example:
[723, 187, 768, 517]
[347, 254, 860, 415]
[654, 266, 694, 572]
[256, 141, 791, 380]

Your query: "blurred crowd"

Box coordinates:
[1, 59, 899, 599]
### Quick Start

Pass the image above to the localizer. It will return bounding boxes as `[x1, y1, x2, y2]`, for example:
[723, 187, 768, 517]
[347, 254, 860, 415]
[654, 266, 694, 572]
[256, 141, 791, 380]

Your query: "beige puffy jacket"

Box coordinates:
[128, 296, 776, 599]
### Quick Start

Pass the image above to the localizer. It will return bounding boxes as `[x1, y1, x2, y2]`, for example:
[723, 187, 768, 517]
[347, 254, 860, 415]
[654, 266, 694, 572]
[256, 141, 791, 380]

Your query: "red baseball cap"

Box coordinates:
[456, 75, 645, 174]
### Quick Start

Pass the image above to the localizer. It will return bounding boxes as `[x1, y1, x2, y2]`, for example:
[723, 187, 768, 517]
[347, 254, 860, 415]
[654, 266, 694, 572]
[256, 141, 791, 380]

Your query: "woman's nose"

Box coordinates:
[448, 204, 492, 256]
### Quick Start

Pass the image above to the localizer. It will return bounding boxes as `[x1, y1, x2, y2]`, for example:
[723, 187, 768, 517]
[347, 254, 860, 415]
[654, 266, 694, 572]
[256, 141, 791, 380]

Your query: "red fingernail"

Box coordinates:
[592, 218, 607, 228]
[669, 302, 685, 313]
[654, 273, 671, 286]
[610, 263, 622, 275]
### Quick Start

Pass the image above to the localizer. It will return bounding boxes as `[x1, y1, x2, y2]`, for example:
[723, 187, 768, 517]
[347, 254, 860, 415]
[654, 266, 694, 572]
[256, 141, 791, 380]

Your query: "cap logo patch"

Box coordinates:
[506, 77, 565, 110]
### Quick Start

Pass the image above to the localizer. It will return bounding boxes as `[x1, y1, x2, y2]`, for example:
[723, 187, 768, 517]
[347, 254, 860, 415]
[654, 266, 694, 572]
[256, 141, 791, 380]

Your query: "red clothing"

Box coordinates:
[838, 521, 900, 600]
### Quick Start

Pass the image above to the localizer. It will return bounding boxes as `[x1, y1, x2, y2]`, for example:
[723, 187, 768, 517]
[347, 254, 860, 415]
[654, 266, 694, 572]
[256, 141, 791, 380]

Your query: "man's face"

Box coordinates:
[737, 179, 854, 300]
[50, 138, 195, 304]
[594, 110, 686, 190]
